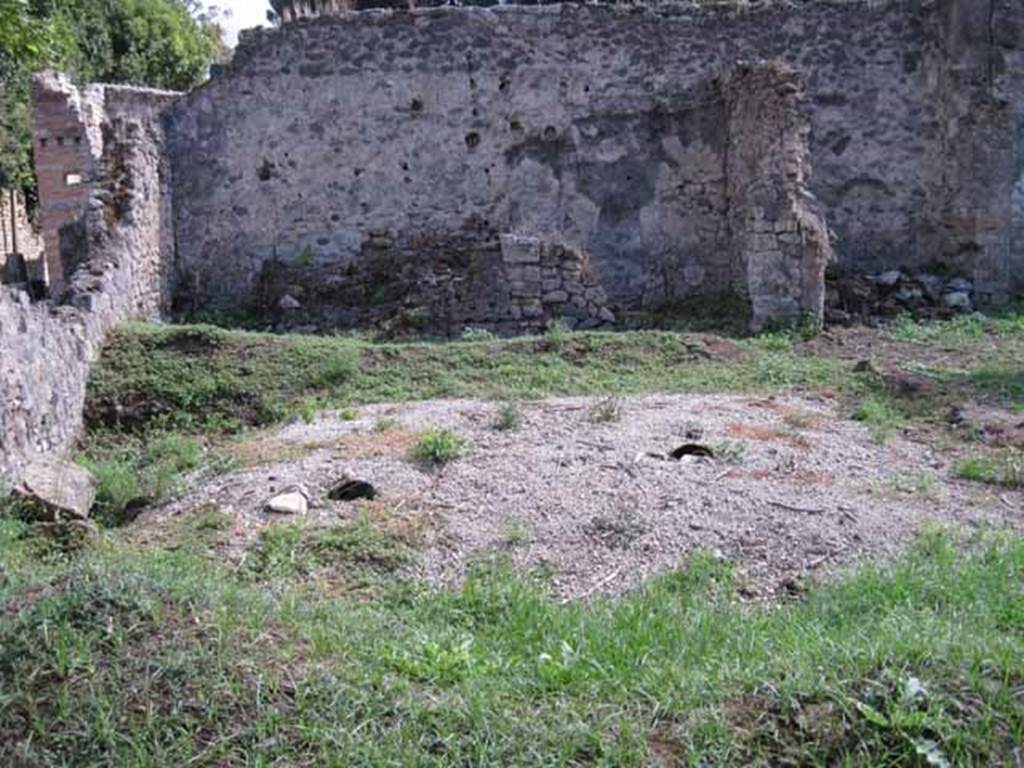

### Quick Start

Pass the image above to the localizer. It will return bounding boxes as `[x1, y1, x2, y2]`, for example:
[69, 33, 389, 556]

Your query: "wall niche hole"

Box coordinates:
[543, 126, 558, 140]
[257, 159, 274, 182]
[410, 97, 424, 113]
[509, 119, 523, 131]
[465, 131, 481, 150]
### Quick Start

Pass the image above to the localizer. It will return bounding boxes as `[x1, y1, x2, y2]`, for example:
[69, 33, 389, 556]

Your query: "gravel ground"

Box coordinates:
[141, 393, 1023, 600]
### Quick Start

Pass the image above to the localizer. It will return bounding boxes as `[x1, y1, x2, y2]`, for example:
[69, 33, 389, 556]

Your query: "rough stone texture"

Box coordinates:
[31, 73, 179, 298]
[0, 189, 44, 284]
[254, 230, 615, 335]
[723, 64, 831, 330]
[167, 0, 1024, 327]
[7, 0, 1024, 478]
[0, 73, 176, 483]
[13, 456, 96, 521]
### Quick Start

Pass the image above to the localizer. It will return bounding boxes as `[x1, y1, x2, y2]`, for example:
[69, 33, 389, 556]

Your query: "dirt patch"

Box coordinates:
[725, 422, 812, 449]
[138, 394, 1022, 601]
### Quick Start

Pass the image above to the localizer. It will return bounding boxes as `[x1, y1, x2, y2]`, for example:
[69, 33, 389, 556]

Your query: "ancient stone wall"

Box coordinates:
[166, 0, 1023, 330]
[0, 74, 176, 484]
[0, 189, 44, 284]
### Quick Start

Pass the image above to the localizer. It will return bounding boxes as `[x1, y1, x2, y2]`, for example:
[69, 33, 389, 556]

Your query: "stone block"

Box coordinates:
[14, 456, 96, 521]
[542, 290, 569, 303]
[500, 234, 542, 265]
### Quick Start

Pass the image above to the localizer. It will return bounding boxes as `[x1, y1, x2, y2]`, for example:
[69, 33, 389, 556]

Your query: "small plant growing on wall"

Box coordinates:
[298, 246, 315, 268]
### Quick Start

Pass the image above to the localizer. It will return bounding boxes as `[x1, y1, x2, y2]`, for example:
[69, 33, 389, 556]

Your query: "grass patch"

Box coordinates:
[886, 308, 1024, 346]
[853, 394, 902, 443]
[410, 429, 465, 465]
[86, 323, 359, 433]
[493, 402, 524, 432]
[77, 432, 207, 526]
[954, 451, 1024, 488]
[246, 517, 410, 583]
[0, 529, 1022, 764]
[588, 396, 624, 424]
[870, 472, 943, 498]
[85, 324, 857, 438]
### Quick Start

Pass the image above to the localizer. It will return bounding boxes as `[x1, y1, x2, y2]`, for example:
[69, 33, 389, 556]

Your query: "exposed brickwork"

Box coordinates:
[0, 73, 177, 484]
[30, 73, 103, 294]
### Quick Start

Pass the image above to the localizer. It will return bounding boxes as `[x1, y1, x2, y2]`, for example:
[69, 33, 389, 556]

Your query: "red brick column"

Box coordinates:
[31, 72, 99, 296]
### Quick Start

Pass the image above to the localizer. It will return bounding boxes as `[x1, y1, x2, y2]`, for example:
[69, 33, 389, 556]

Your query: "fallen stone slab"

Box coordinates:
[12, 457, 96, 522]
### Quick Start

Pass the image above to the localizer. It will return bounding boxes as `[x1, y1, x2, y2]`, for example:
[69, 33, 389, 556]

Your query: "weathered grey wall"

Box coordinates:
[0, 189, 43, 283]
[0, 75, 175, 483]
[166, 0, 1024, 326]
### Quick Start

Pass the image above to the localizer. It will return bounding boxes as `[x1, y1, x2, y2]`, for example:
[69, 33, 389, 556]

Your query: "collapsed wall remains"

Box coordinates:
[0, 74, 176, 483]
[2, 0, 1023, 483]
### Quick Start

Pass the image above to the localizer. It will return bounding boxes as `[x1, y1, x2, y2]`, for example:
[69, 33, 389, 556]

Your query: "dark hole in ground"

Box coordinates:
[669, 444, 715, 460]
[328, 477, 379, 502]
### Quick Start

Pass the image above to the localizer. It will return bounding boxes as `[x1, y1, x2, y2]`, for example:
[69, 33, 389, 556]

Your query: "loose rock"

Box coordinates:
[265, 489, 309, 515]
[13, 457, 96, 521]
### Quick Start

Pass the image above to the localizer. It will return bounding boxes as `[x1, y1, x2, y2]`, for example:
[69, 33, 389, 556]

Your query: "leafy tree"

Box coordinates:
[0, 0, 59, 187]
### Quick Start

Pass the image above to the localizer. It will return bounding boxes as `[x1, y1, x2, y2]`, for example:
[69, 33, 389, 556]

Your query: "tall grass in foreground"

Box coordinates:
[0, 523, 1021, 765]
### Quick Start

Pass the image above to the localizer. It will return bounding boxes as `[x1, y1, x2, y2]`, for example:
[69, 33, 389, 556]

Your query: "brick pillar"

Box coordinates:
[31, 71, 103, 296]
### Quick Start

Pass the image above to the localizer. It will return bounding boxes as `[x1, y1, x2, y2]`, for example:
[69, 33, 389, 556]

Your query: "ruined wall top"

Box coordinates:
[267, 0, 888, 24]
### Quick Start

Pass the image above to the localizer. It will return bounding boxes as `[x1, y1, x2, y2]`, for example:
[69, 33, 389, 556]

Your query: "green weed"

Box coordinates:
[854, 394, 902, 443]
[410, 429, 465, 465]
[460, 327, 497, 342]
[954, 451, 1024, 488]
[374, 416, 400, 433]
[493, 402, 524, 432]
[589, 396, 623, 424]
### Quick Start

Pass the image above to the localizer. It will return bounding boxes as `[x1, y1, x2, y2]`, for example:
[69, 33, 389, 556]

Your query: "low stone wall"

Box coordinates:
[0, 189, 44, 284]
[0, 74, 175, 484]
[253, 230, 615, 336]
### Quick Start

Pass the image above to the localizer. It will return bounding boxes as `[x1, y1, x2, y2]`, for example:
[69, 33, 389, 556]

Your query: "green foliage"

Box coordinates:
[374, 416, 399, 433]
[0, 0, 226, 188]
[493, 402, 523, 432]
[853, 394, 901, 443]
[588, 395, 623, 423]
[460, 326, 497, 342]
[1, 530, 1022, 764]
[954, 451, 1024, 488]
[78, 432, 205, 525]
[85, 321, 1024, 450]
[76, 455, 141, 525]
[247, 519, 410, 581]
[710, 440, 747, 465]
[86, 324, 360, 433]
[544, 317, 571, 345]
[887, 309, 1024, 347]
[410, 429, 465, 465]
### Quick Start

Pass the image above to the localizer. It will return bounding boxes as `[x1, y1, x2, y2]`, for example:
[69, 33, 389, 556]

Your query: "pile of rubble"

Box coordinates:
[827, 269, 974, 324]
